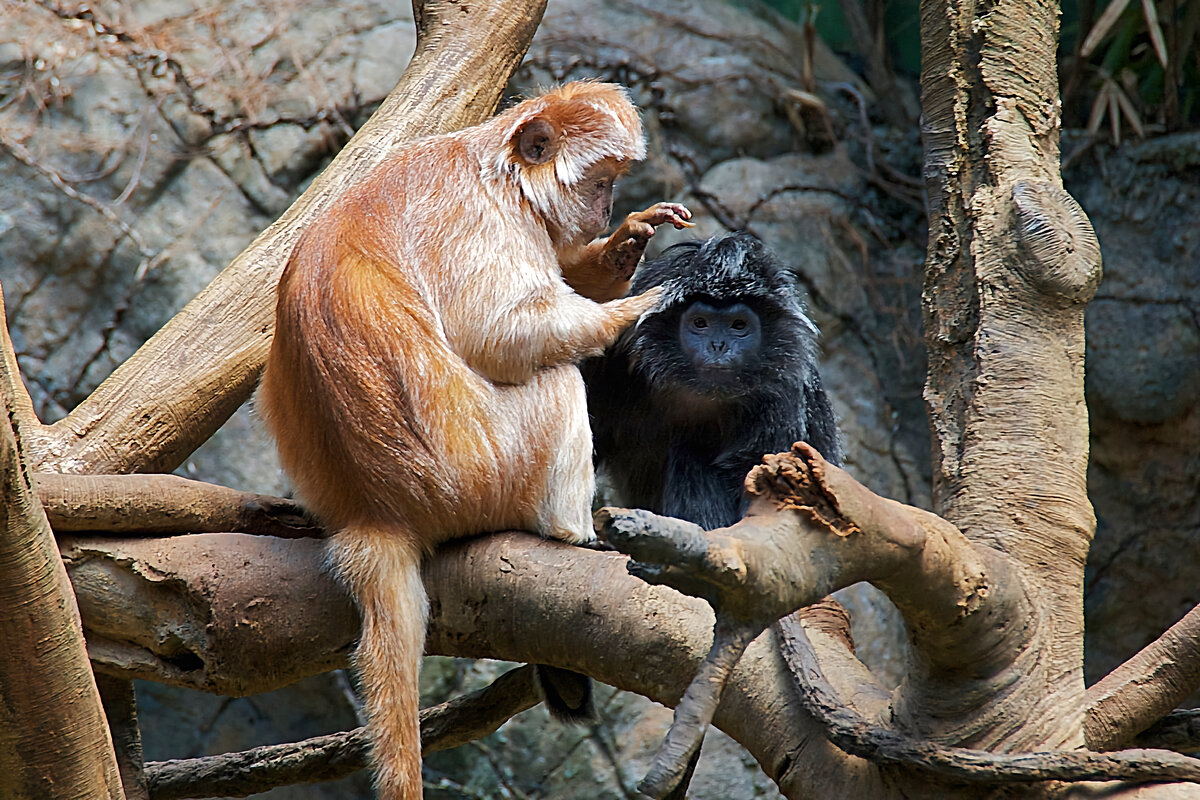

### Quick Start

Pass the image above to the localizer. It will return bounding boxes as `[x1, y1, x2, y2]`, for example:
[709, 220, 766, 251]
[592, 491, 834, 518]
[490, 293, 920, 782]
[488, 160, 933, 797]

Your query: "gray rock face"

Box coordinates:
[1067, 142, 1200, 692]
[2, 0, 1195, 797]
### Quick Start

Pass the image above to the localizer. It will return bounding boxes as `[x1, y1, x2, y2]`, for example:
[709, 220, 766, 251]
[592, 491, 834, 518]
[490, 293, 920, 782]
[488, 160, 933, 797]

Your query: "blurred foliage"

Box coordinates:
[753, 0, 1199, 137]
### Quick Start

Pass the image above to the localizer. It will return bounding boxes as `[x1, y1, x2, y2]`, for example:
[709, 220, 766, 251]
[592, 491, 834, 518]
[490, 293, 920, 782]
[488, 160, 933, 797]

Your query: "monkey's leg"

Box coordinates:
[527, 368, 597, 545]
[522, 366, 599, 723]
[328, 528, 427, 800]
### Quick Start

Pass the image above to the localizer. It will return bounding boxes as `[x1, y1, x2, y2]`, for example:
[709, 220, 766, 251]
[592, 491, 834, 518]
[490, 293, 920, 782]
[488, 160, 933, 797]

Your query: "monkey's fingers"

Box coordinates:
[631, 202, 695, 230]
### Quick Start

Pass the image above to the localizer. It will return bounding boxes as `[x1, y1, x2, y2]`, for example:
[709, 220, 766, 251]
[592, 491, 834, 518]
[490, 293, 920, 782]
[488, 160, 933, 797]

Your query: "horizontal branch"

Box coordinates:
[1085, 603, 1200, 749]
[64, 530, 869, 798]
[37, 473, 320, 538]
[145, 664, 541, 799]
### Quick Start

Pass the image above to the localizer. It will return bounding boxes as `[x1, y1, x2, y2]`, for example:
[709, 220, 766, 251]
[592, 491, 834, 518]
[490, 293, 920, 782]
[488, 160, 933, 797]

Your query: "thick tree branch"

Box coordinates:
[144, 664, 542, 800]
[65, 534, 356, 696]
[1086, 603, 1200, 749]
[0, 332, 124, 799]
[29, 0, 547, 475]
[37, 473, 320, 538]
[596, 442, 1035, 794]
[63, 530, 872, 798]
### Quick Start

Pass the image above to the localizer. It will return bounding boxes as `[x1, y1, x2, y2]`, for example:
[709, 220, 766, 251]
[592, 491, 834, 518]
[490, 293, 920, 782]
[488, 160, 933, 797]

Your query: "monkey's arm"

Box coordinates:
[457, 287, 663, 385]
[560, 203, 693, 302]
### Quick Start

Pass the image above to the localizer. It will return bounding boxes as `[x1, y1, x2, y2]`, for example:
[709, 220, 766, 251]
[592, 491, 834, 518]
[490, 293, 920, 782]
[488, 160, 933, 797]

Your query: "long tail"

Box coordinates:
[329, 527, 427, 800]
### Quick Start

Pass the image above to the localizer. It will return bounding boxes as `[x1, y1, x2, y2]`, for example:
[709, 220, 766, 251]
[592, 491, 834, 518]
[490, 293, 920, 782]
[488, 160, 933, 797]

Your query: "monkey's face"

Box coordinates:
[677, 300, 763, 385]
[533, 158, 624, 249]
[578, 161, 618, 241]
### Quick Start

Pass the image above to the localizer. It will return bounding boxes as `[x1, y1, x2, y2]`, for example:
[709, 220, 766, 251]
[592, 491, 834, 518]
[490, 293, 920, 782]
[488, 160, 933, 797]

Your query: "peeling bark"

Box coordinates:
[919, 0, 1101, 757]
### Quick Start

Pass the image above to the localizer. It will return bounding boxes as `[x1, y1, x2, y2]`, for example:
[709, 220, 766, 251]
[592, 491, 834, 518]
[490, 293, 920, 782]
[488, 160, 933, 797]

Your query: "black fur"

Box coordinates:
[586, 232, 840, 531]
[534, 665, 595, 723]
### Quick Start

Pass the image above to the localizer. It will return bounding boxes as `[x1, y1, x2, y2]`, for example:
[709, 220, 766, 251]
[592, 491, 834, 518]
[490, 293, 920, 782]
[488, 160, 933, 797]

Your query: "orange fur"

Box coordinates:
[258, 82, 672, 800]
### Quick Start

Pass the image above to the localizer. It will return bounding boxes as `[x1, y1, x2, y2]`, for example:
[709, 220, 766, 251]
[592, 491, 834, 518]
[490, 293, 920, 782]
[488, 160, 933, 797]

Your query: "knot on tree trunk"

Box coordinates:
[1012, 180, 1103, 303]
[745, 442, 861, 537]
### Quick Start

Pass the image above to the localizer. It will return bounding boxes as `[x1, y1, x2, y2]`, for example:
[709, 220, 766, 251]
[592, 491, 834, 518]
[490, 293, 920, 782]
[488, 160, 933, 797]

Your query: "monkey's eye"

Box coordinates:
[692, 317, 708, 330]
[731, 319, 747, 331]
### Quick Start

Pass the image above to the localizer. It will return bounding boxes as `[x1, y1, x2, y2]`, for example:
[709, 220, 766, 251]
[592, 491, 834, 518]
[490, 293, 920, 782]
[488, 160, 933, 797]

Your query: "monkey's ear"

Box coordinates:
[515, 118, 560, 165]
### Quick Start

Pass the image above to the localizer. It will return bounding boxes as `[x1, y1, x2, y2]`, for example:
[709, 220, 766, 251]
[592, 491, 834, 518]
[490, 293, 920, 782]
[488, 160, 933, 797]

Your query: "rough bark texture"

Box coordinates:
[1086, 603, 1200, 750]
[61, 530, 845, 795]
[0, 0, 1195, 796]
[919, 0, 1100, 754]
[0, 295, 124, 799]
[27, 0, 548, 476]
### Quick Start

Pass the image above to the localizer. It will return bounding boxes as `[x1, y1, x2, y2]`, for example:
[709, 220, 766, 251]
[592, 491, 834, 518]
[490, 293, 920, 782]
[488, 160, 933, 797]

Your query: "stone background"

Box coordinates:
[1, 0, 1195, 797]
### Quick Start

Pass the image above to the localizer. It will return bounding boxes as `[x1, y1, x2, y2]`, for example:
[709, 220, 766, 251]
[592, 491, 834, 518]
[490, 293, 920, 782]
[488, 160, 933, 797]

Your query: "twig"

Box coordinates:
[777, 614, 1200, 784]
[145, 664, 542, 799]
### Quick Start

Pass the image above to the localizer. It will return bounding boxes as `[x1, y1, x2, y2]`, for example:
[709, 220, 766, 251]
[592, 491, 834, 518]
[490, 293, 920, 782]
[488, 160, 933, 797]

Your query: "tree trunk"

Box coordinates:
[919, 0, 1101, 755]
[0, 299, 124, 799]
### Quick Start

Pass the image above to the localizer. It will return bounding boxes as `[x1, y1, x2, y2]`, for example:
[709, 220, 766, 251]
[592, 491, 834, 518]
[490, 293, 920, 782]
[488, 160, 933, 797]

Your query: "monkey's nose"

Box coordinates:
[710, 340, 728, 354]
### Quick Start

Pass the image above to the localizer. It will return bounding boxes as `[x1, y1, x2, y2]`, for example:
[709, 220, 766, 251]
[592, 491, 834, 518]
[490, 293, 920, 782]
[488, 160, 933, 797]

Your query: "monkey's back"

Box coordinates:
[259, 130, 598, 544]
[260, 146, 504, 539]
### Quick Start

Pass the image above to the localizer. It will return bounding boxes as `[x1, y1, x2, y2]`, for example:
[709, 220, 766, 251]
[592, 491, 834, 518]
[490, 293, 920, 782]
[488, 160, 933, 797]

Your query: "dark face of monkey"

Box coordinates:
[584, 165, 616, 239]
[678, 300, 762, 383]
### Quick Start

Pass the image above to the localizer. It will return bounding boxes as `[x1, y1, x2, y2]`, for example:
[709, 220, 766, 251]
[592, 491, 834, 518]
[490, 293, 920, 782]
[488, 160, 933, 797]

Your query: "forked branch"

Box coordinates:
[597, 443, 1200, 795]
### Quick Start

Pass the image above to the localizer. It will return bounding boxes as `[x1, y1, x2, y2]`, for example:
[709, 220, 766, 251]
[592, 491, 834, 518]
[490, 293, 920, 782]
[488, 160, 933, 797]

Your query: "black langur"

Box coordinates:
[586, 232, 840, 531]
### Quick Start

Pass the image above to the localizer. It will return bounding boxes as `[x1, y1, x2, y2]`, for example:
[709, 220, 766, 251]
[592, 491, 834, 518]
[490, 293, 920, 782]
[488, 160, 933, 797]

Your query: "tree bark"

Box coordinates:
[1086, 603, 1200, 750]
[28, 0, 548, 476]
[0, 308, 124, 799]
[36, 473, 319, 538]
[919, 0, 1102, 755]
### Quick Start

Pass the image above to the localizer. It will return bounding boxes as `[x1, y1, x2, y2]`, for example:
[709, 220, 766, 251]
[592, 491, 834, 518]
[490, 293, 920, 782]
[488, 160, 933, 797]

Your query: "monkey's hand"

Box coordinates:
[601, 203, 695, 282]
[562, 205, 692, 302]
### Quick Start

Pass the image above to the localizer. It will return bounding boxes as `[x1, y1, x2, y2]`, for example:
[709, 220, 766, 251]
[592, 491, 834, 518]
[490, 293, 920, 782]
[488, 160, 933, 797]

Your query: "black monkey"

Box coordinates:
[586, 232, 840, 531]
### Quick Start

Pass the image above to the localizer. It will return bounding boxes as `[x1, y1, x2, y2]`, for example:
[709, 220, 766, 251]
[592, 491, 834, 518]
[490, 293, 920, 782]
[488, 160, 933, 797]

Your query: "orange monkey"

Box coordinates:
[259, 81, 691, 799]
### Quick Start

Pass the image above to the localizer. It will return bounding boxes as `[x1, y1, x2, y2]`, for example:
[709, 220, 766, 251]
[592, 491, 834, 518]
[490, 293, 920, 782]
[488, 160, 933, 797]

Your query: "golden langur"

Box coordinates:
[259, 81, 692, 799]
